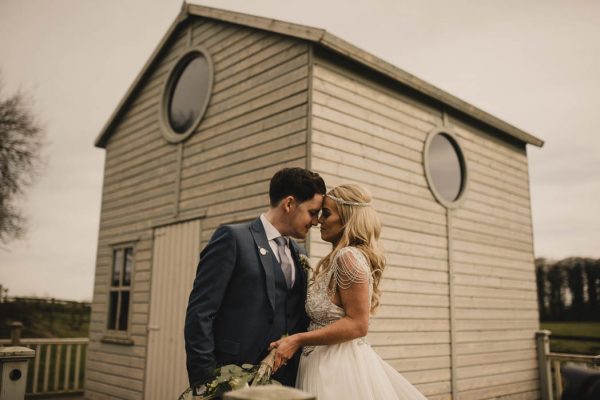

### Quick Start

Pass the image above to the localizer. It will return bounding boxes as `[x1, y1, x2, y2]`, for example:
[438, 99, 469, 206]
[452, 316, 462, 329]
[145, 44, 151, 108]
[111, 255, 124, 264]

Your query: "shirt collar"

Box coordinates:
[260, 214, 287, 243]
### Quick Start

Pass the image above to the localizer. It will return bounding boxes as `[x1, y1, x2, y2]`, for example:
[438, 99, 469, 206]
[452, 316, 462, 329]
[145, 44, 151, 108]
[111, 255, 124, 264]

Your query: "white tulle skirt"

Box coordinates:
[296, 339, 428, 400]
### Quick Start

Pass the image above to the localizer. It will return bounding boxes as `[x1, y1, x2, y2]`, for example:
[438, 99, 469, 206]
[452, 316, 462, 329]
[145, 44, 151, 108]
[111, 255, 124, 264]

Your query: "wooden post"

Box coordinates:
[0, 346, 36, 400]
[10, 322, 23, 346]
[552, 360, 562, 398]
[536, 330, 553, 400]
[224, 385, 316, 400]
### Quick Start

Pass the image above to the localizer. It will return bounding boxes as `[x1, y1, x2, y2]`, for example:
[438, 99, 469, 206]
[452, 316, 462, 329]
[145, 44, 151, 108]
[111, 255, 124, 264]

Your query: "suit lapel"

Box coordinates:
[250, 218, 276, 312]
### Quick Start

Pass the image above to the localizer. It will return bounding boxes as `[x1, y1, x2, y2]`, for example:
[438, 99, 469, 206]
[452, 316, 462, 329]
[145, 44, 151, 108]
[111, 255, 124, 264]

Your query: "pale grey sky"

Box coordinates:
[1, 0, 599, 301]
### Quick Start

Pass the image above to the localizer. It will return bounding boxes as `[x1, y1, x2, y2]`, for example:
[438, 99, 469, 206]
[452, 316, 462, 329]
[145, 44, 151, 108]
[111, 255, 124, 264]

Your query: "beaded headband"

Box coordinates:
[326, 193, 371, 207]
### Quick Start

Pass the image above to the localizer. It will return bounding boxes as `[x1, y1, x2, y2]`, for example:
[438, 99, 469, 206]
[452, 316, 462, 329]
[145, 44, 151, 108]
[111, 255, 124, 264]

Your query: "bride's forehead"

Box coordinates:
[322, 197, 338, 210]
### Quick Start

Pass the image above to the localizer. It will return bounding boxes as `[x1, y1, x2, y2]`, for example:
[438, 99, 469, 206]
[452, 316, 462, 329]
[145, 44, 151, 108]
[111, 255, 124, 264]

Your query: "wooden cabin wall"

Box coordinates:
[451, 121, 539, 400]
[309, 53, 450, 399]
[308, 51, 538, 400]
[87, 17, 309, 400]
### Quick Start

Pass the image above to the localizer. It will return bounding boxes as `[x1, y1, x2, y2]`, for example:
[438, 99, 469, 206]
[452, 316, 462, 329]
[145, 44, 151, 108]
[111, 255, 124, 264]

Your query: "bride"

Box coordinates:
[270, 184, 428, 399]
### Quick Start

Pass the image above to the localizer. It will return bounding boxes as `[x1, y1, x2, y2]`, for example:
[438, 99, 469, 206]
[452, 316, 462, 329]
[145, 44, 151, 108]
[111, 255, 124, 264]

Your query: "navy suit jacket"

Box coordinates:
[184, 217, 309, 387]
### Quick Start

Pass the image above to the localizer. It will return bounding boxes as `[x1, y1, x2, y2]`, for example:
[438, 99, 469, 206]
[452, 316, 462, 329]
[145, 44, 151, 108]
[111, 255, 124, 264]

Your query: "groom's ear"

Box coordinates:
[281, 195, 295, 213]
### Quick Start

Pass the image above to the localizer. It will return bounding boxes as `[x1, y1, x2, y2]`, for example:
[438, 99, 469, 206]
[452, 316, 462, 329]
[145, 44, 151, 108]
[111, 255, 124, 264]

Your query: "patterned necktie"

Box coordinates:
[274, 236, 293, 288]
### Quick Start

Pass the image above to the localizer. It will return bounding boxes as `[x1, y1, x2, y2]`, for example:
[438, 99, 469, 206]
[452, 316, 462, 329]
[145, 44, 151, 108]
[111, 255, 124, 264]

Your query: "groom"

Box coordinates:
[184, 168, 326, 390]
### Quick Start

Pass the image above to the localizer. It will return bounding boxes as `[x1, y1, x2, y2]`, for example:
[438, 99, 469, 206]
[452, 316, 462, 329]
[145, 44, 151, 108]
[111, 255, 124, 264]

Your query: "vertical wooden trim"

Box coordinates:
[64, 344, 72, 390]
[306, 43, 314, 171]
[74, 344, 82, 389]
[54, 344, 62, 390]
[43, 344, 51, 392]
[143, 229, 159, 400]
[553, 360, 563, 398]
[447, 208, 458, 400]
[142, 231, 158, 398]
[33, 344, 40, 393]
[173, 142, 184, 217]
[536, 330, 554, 400]
[306, 43, 314, 256]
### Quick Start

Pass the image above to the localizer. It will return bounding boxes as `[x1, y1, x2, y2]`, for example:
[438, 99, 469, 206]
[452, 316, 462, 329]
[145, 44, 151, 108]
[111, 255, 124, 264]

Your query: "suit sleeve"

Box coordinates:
[184, 225, 237, 387]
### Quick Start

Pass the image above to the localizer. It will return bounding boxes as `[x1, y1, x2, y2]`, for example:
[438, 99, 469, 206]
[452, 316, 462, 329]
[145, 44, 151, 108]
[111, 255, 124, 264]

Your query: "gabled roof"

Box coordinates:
[95, 2, 544, 148]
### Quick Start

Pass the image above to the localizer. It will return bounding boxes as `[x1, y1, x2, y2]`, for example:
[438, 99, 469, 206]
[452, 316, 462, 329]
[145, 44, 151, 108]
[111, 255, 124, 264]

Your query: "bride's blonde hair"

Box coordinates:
[315, 184, 386, 313]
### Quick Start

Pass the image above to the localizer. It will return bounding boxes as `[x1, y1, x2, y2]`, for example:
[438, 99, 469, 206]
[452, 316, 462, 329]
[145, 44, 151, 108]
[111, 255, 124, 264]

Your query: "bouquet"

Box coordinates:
[178, 348, 279, 399]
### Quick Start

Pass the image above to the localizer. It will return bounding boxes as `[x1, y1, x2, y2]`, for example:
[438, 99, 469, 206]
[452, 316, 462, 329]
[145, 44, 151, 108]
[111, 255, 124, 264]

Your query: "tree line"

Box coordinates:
[536, 257, 600, 321]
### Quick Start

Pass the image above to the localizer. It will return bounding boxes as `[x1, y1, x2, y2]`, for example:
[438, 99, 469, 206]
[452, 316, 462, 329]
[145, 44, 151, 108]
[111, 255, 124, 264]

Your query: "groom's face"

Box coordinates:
[286, 194, 324, 239]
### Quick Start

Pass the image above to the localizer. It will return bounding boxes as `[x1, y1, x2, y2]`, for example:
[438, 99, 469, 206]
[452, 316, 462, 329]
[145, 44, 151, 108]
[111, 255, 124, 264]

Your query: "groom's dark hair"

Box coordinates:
[269, 168, 326, 207]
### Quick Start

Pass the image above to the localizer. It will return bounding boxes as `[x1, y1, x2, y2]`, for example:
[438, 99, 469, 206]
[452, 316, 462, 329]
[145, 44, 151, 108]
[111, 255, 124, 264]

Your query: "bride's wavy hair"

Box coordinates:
[315, 184, 386, 313]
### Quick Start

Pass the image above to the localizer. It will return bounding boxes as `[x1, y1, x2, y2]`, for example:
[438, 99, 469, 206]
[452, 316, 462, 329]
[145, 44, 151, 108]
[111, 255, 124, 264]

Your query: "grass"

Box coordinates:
[540, 321, 600, 355]
[0, 299, 90, 338]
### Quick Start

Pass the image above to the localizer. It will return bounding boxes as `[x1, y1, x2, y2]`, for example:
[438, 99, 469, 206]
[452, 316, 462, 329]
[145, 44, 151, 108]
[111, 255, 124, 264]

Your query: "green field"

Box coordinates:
[1, 298, 90, 394]
[540, 322, 600, 355]
[0, 299, 90, 338]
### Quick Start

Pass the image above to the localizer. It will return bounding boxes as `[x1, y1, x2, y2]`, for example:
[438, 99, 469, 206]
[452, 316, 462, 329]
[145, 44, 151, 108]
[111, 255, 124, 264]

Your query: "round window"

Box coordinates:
[424, 129, 468, 208]
[160, 48, 213, 143]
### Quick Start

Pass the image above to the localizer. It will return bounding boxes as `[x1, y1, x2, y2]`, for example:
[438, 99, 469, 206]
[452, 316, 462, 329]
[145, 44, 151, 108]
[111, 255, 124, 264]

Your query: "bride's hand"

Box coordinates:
[269, 335, 301, 372]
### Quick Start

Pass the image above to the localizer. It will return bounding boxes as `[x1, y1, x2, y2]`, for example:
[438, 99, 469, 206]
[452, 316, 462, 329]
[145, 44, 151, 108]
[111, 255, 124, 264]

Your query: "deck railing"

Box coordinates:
[0, 323, 88, 396]
[536, 330, 600, 400]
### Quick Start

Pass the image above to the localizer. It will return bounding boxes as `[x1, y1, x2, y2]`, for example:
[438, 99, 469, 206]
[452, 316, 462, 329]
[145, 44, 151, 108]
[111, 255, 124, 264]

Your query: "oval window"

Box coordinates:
[160, 47, 213, 143]
[168, 54, 210, 133]
[424, 130, 467, 207]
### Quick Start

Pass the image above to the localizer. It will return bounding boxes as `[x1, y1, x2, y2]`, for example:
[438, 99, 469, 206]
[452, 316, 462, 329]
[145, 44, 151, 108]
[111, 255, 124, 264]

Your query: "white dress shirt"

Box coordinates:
[260, 214, 296, 286]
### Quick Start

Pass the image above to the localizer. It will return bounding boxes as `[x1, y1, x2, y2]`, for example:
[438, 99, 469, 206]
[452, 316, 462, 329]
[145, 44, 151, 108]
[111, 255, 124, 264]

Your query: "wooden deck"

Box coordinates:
[25, 394, 84, 400]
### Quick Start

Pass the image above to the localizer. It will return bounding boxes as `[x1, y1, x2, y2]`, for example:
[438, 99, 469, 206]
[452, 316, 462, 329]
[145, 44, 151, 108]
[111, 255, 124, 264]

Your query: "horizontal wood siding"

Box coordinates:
[309, 52, 538, 400]
[451, 118, 538, 400]
[309, 55, 449, 399]
[88, 16, 308, 400]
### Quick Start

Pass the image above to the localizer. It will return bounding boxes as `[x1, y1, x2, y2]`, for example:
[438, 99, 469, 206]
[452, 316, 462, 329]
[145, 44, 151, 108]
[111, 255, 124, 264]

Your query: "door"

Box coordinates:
[145, 219, 201, 400]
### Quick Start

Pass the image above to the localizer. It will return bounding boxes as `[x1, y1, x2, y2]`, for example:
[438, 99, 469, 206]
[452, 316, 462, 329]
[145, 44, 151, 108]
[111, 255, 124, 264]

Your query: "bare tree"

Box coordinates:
[0, 79, 44, 244]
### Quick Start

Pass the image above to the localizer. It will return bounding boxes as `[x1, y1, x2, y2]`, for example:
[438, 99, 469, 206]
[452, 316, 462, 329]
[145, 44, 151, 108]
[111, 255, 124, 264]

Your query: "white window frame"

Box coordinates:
[103, 244, 135, 344]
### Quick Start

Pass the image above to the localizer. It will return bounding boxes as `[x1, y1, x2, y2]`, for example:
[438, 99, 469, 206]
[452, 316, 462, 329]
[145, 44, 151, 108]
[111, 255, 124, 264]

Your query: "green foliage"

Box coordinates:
[541, 322, 600, 355]
[179, 363, 281, 400]
[0, 297, 90, 338]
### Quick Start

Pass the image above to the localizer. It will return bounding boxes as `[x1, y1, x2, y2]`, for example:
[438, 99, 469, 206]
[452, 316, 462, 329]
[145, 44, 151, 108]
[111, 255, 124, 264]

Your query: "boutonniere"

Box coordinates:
[299, 254, 313, 284]
[258, 246, 268, 256]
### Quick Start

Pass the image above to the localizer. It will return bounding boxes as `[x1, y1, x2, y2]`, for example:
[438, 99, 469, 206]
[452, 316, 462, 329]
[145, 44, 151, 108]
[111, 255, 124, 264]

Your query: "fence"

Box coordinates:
[537, 330, 600, 400]
[0, 322, 88, 396]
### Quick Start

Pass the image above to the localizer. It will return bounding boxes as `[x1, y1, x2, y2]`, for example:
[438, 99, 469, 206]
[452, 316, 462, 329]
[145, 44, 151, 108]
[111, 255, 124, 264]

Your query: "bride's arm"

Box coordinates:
[271, 250, 371, 370]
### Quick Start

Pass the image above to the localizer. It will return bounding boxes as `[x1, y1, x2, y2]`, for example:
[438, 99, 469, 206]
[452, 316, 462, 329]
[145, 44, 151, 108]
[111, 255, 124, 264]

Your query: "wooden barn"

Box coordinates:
[88, 3, 544, 400]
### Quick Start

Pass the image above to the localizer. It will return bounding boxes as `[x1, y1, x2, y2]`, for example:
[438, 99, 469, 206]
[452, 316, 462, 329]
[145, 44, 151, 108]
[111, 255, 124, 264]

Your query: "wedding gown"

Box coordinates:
[296, 246, 428, 399]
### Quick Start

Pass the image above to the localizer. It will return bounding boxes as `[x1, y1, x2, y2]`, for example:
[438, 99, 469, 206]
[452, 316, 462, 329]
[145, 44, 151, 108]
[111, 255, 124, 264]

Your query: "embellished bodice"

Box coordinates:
[305, 246, 373, 332]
